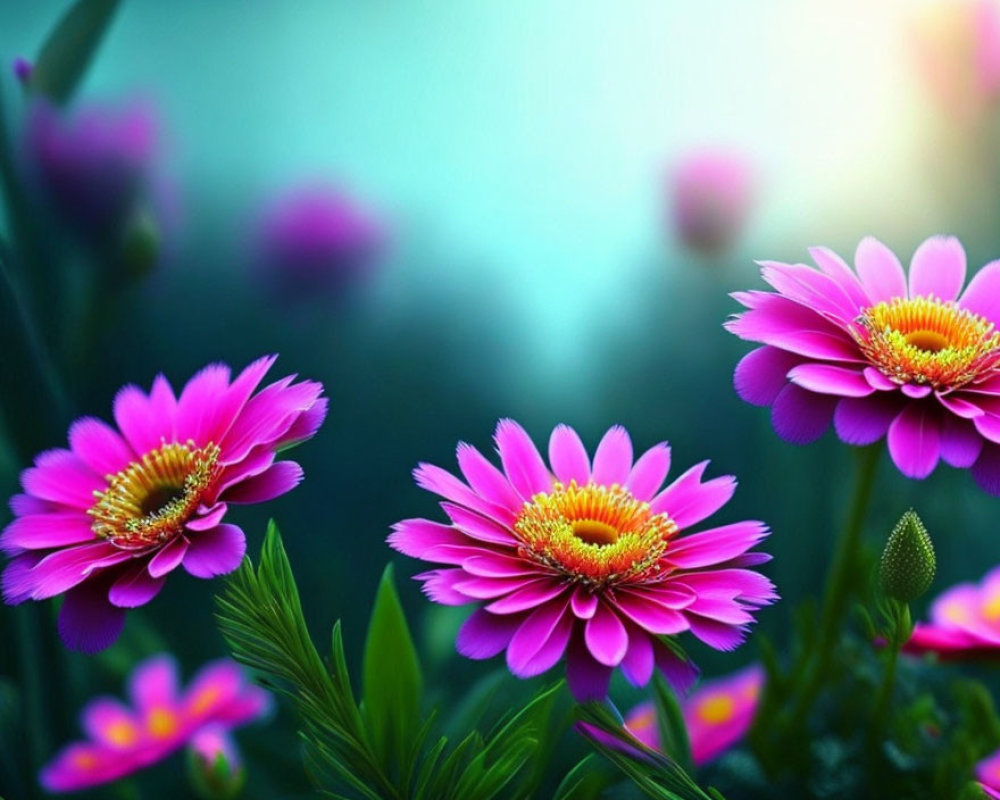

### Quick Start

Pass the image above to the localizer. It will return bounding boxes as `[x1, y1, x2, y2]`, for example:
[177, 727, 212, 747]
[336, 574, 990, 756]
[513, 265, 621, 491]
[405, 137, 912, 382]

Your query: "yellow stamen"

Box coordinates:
[697, 694, 735, 725]
[89, 441, 221, 550]
[852, 296, 1000, 389]
[148, 707, 177, 739]
[513, 481, 677, 588]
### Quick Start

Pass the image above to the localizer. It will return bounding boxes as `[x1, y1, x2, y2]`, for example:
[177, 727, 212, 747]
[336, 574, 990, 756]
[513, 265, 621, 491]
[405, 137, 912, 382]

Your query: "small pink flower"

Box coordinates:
[978, 748, 1000, 798]
[187, 724, 245, 798]
[624, 664, 763, 765]
[255, 183, 386, 301]
[1, 355, 327, 653]
[906, 565, 1000, 658]
[670, 150, 754, 256]
[40, 655, 269, 793]
[727, 236, 1000, 493]
[389, 420, 776, 701]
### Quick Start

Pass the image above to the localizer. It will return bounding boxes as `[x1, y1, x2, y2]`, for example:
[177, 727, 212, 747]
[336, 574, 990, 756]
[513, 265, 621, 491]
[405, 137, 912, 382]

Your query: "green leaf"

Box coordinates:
[29, 0, 122, 104]
[552, 755, 612, 800]
[652, 674, 695, 777]
[361, 563, 423, 773]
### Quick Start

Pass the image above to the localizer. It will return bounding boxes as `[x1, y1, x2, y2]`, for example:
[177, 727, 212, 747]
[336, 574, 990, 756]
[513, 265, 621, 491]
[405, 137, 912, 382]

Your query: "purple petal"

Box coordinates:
[973, 444, 1000, 496]
[147, 536, 189, 578]
[566, 636, 613, 701]
[833, 394, 901, 445]
[182, 524, 246, 578]
[584, 602, 629, 667]
[222, 461, 303, 504]
[908, 236, 966, 301]
[733, 346, 801, 407]
[506, 597, 573, 677]
[456, 608, 523, 659]
[940, 416, 983, 468]
[58, 580, 126, 654]
[770, 384, 836, 444]
[620, 627, 655, 687]
[887, 404, 941, 479]
[687, 615, 747, 651]
[108, 562, 165, 608]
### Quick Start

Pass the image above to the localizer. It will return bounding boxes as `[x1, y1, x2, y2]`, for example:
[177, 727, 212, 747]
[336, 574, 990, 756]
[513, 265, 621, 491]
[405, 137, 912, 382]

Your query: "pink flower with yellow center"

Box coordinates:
[906, 565, 1000, 658]
[727, 236, 1000, 493]
[40, 654, 270, 793]
[624, 664, 763, 765]
[389, 420, 776, 701]
[1, 355, 326, 653]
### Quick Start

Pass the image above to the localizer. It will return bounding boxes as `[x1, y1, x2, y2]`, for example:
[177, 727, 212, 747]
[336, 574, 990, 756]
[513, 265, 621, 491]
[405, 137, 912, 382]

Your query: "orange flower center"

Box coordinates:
[513, 481, 677, 588]
[89, 441, 221, 550]
[697, 694, 735, 725]
[852, 296, 1000, 389]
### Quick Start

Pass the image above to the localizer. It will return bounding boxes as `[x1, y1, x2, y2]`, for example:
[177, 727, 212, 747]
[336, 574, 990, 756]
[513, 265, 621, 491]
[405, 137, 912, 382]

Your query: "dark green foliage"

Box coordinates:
[27, 0, 122, 104]
[214, 521, 565, 799]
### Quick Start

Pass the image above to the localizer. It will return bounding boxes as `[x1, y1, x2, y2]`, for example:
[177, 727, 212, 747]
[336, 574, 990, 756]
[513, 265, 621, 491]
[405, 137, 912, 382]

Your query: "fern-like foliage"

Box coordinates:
[214, 521, 563, 800]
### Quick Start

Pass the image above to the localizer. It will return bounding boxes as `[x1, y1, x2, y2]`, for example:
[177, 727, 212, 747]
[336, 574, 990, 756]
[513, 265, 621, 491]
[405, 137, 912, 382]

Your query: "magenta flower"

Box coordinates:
[670, 150, 754, 256]
[727, 236, 1000, 492]
[978, 748, 1000, 798]
[22, 99, 159, 241]
[1, 355, 326, 653]
[389, 420, 776, 701]
[255, 183, 386, 301]
[624, 664, 764, 765]
[906, 565, 1000, 659]
[40, 654, 269, 793]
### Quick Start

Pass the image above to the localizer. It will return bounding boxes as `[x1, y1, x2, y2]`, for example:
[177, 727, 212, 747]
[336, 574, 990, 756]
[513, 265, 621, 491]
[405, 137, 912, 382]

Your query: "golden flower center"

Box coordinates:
[852, 296, 1000, 389]
[513, 481, 677, 588]
[89, 441, 221, 550]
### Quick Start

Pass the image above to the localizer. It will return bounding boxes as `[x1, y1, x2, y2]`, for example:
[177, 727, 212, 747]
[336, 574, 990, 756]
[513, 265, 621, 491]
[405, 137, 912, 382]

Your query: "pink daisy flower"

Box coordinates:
[40, 654, 270, 793]
[670, 150, 754, 256]
[1, 355, 327, 653]
[727, 236, 1000, 492]
[905, 565, 1000, 659]
[978, 748, 1000, 799]
[624, 664, 764, 765]
[388, 420, 776, 701]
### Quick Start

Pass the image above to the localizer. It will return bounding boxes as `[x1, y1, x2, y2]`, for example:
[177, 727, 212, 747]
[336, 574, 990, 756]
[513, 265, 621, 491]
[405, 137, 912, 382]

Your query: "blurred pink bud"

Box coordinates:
[669, 150, 754, 256]
[22, 98, 159, 243]
[255, 183, 387, 302]
[187, 725, 245, 800]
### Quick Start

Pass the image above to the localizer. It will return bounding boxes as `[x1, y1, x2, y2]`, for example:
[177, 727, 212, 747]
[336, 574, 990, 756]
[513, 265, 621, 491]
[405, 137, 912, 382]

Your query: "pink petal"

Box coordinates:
[7, 542, 130, 600]
[548, 424, 591, 486]
[81, 698, 139, 748]
[113, 383, 171, 456]
[1, 512, 96, 553]
[571, 586, 599, 619]
[506, 596, 573, 677]
[854, 236, 907, 303]
[974, 413, 1000, 445]
[456, 443, 522, 512]
[186, 502, 229, 532]
[960, 259, 1000, 324]
[833, 394, 901, 445]
[687, 615, 747, 651]
[174, 363, 232, 445]
[147, 536, 189, 578]
[129, 655, 180, 711]
[182, 524, 246, 578]
[887, 404, 941, 479]
[666, 521, 769, 569]
[387, 518, 470, 560]
[770, 383, 836, 444]
[901, 384, 932, 399]
[68, 417, 135, 477]
[613, 591, 690, 635]
[441, 502, 518, 546]
[485, 579, 568, 614]
[455, 575, 543, 600]
[626, 442, 671, 502]
[494, 419, 552, 500]
[21, 449, 104, 510]
[973, 444, 1000, 496]
[416, 568, 470, 605]
[584, 602, 629, 667]
[273, 397, 328, 450]
[221, 379, 323, 463]
[591, 426, 633, 486]
[456, 608, 524, 659]
[108, 562, 165, 608]
[758, 260, 862, 323]
[937, 393, 985, 419]
[194, 355, 279, 445]
[908, 236, 966, 301]
[787, 364, 874, 397]
[732, 346, 801, 407]
[462, 554, 536, 578]
[808, 245, 870, 309]
[620, 627, 655, 686]
[58, 580, 126, 654]
[222, 461, 303, 504]
[650, 461, 735, 529]
[653, 641, 700, 694]
[415, 464, 516, 527]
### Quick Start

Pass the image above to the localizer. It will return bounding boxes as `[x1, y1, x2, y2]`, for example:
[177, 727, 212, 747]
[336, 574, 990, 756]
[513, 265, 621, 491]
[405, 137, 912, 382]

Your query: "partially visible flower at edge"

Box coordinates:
[1, 355, 327, 653]
[906, 565, 1000, 659]
[389, 420, 776, 702]
[978, 747, 1000, 798]
[669, 149, 754, 257]
[254, 183, 387, 302]
[727, 235, 1000, 494]
[40, 654, 269, 793]
[624, 663, 764, 766]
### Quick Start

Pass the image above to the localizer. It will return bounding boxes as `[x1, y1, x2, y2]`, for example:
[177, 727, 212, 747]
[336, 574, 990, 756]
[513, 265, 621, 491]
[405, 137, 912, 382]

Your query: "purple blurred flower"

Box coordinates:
[669, 150, 754, 256]
[22, 98, 158, 243]
[13, 57, 32, 85]
[255, 184, 387, 301]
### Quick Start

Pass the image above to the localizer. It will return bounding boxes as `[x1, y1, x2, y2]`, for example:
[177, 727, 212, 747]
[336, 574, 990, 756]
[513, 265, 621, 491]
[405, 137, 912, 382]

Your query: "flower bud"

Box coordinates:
[186, 725, 245, 800]
[879, 509, 936, 603]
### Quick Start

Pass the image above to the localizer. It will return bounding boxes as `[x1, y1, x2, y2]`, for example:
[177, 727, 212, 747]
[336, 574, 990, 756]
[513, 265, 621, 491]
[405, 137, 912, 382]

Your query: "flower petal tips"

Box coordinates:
[727, 236, 1000, 493]
[389, 421, 776, 701]
[1, 356, 327, 652]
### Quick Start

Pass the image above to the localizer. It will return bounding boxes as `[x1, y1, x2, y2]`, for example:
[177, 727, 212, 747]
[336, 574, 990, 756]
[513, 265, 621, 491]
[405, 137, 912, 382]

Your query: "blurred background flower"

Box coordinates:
[669, 149, 754, 256]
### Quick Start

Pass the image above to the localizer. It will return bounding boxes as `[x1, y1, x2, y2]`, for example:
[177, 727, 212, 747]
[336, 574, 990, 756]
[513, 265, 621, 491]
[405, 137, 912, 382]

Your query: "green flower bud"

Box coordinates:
[879, 509, 935, 603]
